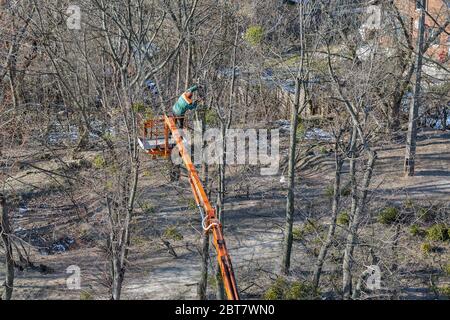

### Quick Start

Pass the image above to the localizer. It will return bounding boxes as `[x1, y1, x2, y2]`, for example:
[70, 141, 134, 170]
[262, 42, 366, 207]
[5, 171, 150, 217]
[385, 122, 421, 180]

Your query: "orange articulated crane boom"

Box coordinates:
[165, 115, 240, 300]
[138, 114, 239, 300]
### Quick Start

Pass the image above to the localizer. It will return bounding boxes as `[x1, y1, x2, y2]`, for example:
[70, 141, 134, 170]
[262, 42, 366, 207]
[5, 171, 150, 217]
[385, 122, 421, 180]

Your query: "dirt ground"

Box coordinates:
[1, 128, 449, 300]
[374, 130, 450, 202]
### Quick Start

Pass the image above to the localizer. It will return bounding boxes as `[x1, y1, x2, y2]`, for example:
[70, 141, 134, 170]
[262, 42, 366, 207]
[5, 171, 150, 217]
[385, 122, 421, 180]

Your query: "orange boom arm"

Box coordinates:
[164, 115, 239, 300]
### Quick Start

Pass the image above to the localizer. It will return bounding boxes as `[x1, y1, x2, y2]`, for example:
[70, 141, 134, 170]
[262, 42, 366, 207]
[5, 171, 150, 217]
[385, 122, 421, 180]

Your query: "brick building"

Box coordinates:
[395, 0, 450, 62]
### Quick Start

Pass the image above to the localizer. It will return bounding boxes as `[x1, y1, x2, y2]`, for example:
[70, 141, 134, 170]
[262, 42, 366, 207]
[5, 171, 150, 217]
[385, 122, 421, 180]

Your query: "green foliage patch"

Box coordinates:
[244, 25, 264, 46]
[263, 278, 319, 300]
[163, 226, 183, 241]
[378, 207, 399, 225]
[426, 224, 449, 242]
[337, 211, 350, 226]
[409, 224, 426, 237]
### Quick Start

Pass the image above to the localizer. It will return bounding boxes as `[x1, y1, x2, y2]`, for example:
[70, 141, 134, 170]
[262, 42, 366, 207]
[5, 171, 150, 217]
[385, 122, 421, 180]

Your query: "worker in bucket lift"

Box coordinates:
[172, 85, 199, 128]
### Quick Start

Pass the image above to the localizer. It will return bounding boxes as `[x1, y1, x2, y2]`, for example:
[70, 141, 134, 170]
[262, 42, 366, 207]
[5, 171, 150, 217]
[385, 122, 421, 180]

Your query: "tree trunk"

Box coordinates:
[185, 30, 192, 91]
[342, 151, 377, 299]
[281, 1, 308, 275]
[342, 127, 364, 298]
[111, 253, 124, 300]
[389, 62, 414, 133]
[215, 26, 238, 299]
[391, 224, 401, 272]
[75, 122, 89, 152]
[109, 153, 139, 300]
[1, 194, 14, 300]
[404, 2, 426, 177]
[443, 105, 448, 131]
[198, 231, 210, 300]
[176, 52, 181, 95]
[342, 138, 358, 299]
[390, 97, 401, 132]
[281, 77, 302, 275]
[198, 115, 210, 300]
[215, 123, 226, 300]
[312, 148, 343, 289]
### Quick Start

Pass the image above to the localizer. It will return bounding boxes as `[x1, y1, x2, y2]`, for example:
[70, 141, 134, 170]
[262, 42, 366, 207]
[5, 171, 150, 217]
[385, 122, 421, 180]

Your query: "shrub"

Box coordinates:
[438, 285, 450, 298]
[319, 146, 328, 155]
[284, 281, 319, 300]
[296, 121, 306, 139]
[244, 25, 264, 46]
[420, 242, 433, 254]
[105, 181, 113, 191]
[187, 199, 197, 210]
[132, 102, 146, 113]
[292, 227, 304, 241]
[80, 291, 94, 300]
[141, 201, 155, 214]
[303, 220, 323, 234]
[102, 132, 115, 142]
[378, 207, 398, 225]
[93, 155, 106, 169]
[409, 224, 426, 237]
[264, 278, 319, 300]
[292, 221, 323, 241]
[131, 236, 146, 246]
[205, 108, 218, 126]
[337, 211, 350, 226]
[142, 170, 152, 177]
[426, 224, 450, 242]
[144, 108, 154, 119]
[442, 264, 450, 276]
[404, 199, 414, 210]
[208, 275, 217, 289]
[325, 185, 334, 198]
[163, 226, 183, 241]
[263, 277, 289, 300]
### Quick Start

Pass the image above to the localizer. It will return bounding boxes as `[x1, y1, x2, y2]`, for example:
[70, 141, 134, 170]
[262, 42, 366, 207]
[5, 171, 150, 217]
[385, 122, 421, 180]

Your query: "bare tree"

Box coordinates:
[312, 132, 345, 290]
[404, 0, 426, 176]
[280, 0, 311, 276]
[0, 194, 14, 300]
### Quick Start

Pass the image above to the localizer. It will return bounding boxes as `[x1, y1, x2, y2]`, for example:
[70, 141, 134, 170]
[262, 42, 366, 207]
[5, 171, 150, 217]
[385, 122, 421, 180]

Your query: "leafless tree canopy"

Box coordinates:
[0, 0, 449, 301]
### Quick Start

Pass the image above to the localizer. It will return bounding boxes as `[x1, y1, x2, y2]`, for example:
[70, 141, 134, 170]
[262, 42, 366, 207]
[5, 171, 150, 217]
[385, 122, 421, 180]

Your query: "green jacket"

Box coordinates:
[172, 85, 198, 116]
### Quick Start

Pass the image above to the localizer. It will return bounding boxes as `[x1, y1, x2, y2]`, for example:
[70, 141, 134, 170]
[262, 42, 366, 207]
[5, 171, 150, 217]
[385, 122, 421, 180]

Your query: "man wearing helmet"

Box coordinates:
[172, 85, 199, 128]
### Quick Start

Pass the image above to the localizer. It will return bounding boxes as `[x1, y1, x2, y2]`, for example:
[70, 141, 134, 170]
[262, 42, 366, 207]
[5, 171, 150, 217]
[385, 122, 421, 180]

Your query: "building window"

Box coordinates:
[426, 27, 441, 46]
[416, 0, 427, 10]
